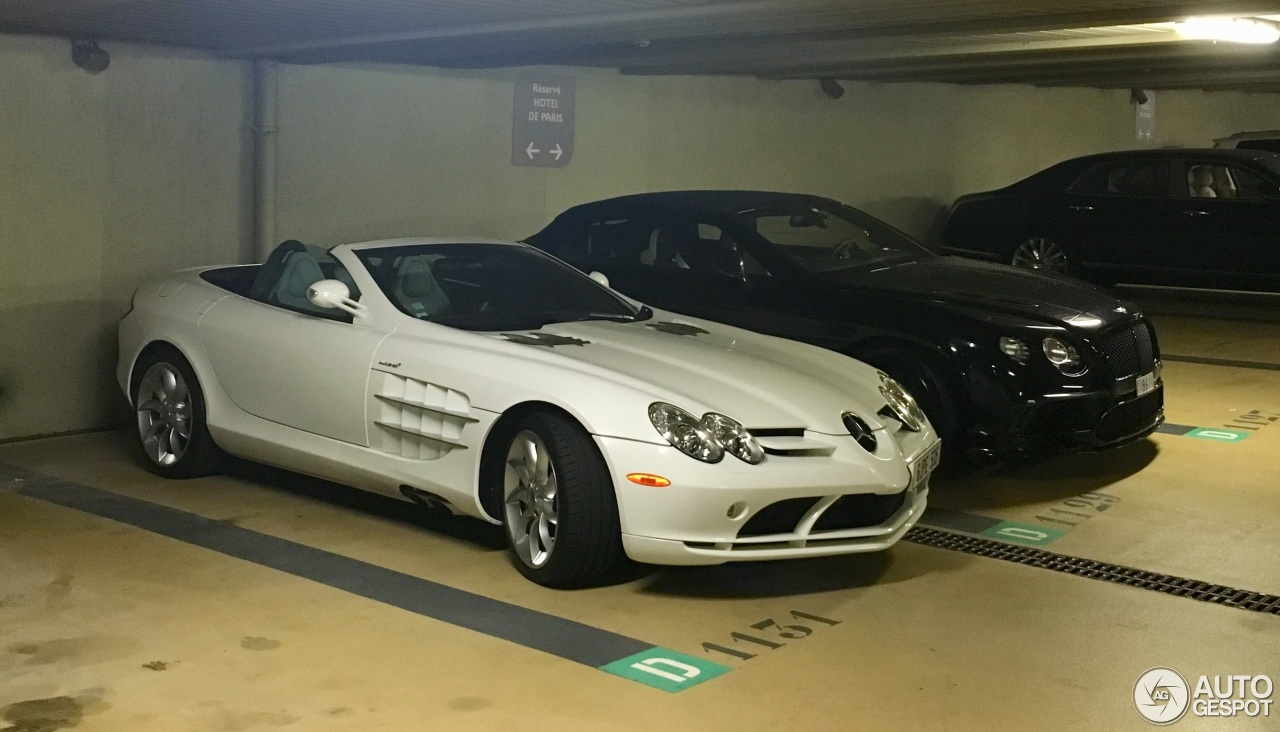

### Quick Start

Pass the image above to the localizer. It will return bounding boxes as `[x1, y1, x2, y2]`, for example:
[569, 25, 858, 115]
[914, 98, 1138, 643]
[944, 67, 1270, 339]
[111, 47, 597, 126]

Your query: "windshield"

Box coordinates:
[355, 243, 649, 331]
[1250, 152, 1280, 179]
[736, 202, 931, 272]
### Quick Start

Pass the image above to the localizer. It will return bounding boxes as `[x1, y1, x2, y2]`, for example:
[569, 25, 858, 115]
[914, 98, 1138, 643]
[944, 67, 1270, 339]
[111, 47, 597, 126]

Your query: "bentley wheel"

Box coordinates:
[1011, 237, 1068, 274]
[500, 411, 624, 588]
[132, 348, 221, 478]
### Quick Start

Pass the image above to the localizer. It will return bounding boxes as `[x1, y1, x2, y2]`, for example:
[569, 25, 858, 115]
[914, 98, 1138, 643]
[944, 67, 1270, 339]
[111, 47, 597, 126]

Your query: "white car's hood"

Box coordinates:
[479, 314, 887, 435]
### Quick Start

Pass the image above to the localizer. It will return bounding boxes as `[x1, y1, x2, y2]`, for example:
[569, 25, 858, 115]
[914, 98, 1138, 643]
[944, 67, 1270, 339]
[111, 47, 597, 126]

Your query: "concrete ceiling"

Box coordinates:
[4, 0, 1280, 91]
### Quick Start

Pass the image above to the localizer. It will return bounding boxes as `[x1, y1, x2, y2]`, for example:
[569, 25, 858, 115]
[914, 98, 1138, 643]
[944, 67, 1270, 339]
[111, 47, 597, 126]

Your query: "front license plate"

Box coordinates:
[909, 441, 942, 490]
[1136, 372, 1156, 397]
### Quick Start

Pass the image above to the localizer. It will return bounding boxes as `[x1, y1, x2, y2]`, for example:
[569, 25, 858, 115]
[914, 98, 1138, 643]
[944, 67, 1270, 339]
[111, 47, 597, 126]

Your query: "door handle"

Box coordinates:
[1182, 210, 1209, 216]
[1069, 205, 1095, 211]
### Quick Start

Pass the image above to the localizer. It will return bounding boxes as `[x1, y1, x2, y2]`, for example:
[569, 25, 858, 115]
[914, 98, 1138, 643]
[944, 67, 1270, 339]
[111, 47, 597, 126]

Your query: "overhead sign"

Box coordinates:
[512, 72, 575, 168]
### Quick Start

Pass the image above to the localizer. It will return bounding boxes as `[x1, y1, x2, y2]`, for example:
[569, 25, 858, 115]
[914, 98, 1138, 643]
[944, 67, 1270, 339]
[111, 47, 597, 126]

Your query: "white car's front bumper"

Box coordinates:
[595, 427, 936, 566]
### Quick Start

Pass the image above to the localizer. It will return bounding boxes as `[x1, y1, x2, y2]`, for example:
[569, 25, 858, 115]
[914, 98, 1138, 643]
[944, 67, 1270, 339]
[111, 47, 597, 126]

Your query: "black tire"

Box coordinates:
[492, 410, 625, 588]
[131, 346, 222, 479]
[857, 347, 963, 455]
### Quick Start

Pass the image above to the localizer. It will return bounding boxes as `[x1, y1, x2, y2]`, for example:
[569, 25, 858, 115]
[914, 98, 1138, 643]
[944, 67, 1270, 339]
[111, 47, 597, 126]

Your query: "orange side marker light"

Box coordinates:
[627, 473, 671, 488]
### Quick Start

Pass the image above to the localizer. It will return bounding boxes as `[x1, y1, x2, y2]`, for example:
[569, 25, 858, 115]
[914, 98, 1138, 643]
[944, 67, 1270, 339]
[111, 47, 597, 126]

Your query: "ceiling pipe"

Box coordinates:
[754, 43, 1270, 81]
[252, 59, 279, 263]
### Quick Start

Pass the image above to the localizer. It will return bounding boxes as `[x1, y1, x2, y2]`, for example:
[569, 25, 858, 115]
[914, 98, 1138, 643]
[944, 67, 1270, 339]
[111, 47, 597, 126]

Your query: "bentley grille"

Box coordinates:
[1094, 320, 1155, 379]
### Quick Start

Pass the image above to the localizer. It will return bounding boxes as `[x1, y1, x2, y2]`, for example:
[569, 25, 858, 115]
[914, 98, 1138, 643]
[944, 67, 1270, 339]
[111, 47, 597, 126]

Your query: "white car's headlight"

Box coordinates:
[702, 412, 766, 465]
[648, 403, 767, 464]
[648, 403, 724, 463]
[1042, 336, 1085, 375]
[877, 372, 926, 432]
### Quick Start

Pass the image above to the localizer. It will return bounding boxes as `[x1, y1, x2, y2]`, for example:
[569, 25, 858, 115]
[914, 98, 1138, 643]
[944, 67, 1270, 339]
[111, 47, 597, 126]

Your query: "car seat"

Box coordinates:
[393, 257, 451, 319]
[1188, 165, 1218, 198]
[271, 250, 326, 310]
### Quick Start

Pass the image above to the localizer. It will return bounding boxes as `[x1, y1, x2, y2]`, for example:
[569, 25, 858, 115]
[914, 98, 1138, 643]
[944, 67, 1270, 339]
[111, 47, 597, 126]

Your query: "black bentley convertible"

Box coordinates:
[527, 191, 1163, 461]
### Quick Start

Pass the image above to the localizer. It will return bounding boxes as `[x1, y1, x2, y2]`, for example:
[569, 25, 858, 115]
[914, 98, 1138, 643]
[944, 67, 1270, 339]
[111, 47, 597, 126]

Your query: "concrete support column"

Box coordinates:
[252, 59, 279, 262]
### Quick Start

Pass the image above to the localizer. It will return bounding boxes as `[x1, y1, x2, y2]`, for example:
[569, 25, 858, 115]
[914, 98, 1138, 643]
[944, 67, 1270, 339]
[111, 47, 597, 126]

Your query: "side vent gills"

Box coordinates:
[374, 373, 473, 461]
[376, 394, 478, 423]
[375, 421, 468, 449]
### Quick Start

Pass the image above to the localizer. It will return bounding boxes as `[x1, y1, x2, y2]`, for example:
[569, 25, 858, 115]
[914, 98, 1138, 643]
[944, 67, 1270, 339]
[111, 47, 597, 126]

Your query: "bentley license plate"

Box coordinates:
[1136, 372, 1156, 397]
[909, 441, 942, 491]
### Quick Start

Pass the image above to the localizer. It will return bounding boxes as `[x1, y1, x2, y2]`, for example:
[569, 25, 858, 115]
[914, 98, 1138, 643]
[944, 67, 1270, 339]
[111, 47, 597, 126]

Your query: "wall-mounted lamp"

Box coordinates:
[71, 38, 110, 73]
[819, 77, 845, 99]
[1175, 17, 1280, 44]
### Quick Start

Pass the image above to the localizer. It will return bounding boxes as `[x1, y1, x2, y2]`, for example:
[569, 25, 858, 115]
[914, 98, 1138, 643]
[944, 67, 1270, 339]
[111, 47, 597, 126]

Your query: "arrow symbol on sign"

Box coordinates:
[525, 142, 540, 159]
[551, 143, 563, 161]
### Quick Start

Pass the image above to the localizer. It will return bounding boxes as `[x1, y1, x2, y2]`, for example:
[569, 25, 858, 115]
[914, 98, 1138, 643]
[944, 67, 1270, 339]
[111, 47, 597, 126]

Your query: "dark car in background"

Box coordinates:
[939, 149, 1280, 293]
[528, 191, 1164, 462]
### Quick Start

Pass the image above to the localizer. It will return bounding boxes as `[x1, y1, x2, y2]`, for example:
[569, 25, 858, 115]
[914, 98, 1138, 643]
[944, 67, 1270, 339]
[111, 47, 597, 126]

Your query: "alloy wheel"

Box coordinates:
[135, 362, 193, 466]
[503, 429, 559, 568]
[1011, 238, 1068, 273]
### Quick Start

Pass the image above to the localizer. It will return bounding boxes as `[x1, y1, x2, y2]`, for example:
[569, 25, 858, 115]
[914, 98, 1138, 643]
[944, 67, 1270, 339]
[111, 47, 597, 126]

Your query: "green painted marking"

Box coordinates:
[599, 647, 731, 692]
[1186, 428, 1250, 443]
[980, 521, 1066, 547]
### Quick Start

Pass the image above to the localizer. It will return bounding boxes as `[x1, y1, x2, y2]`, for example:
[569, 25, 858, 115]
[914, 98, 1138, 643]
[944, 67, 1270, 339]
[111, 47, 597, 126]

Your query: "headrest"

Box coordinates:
[401, 272, 437, 297]
[398, 258, 439, 297]
[282, 253, 324, 298]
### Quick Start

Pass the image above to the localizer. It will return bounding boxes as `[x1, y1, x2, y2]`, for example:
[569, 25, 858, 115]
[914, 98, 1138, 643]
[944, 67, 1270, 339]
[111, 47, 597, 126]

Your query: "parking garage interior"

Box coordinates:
[3, 2, 1280, 730]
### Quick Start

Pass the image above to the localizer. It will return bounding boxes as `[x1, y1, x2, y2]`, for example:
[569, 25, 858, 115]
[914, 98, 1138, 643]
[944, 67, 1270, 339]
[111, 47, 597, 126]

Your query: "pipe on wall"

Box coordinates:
[252, 58, 279, 262]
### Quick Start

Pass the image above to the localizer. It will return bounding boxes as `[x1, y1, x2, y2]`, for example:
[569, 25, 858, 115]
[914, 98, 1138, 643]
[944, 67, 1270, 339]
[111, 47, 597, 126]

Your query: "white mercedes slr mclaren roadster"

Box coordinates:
[117, 238, 940, 587]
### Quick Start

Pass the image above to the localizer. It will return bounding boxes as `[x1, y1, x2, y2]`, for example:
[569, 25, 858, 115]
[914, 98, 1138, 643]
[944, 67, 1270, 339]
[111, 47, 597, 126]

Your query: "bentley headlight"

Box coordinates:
[999, 336, 1030, 364]
[877, 373, 926, 432]
[702, 413, 765, 465]
[1042, 337, 1085, 375]
[648, 403, 724, 463]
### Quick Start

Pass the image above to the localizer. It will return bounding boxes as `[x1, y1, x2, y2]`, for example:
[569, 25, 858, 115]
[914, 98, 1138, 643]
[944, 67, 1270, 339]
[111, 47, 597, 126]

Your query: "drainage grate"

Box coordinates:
[904, 527, 1280, 616]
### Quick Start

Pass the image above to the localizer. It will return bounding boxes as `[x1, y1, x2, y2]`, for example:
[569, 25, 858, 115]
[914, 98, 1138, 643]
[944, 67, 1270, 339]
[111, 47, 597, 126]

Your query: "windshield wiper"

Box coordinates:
[573, 306, 653, 323]
[574, 312, 638, 322]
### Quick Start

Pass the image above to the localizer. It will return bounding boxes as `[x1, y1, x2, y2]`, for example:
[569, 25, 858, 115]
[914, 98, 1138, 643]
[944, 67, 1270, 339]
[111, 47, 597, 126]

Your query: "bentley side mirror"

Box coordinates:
[589, 271, 610, 288]
[306, 279, 367, 317]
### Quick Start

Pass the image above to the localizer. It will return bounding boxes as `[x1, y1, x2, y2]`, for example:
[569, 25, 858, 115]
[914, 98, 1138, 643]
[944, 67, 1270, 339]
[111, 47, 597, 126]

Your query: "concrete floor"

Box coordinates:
[2, 311, 1279, 731]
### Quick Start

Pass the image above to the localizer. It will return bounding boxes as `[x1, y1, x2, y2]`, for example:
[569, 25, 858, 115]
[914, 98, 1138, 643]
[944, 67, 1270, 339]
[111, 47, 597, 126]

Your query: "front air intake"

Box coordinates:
[842, 412, 877, 452]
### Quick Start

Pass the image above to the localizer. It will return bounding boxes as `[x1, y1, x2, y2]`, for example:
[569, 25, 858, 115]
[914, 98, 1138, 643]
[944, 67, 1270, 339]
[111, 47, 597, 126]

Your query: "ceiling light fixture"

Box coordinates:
[1175, 16, 1280, 44]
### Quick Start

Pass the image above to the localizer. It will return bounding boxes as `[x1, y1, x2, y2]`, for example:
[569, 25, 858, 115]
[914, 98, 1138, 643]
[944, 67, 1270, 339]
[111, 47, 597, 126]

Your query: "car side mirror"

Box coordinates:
[306, 279, 367, 317]
[1260, 182, 1280, 200]
[589, 271, 610, 288]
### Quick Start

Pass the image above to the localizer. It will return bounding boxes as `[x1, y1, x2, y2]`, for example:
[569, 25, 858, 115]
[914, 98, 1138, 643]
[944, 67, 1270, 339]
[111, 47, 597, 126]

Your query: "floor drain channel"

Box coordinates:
[904, 526, 1280, 616]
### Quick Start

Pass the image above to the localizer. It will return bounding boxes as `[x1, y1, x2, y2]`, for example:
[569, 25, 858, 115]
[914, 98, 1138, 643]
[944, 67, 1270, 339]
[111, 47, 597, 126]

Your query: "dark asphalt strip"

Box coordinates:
[0, 463, 654, 668]
[1162, 354, 1280, 372]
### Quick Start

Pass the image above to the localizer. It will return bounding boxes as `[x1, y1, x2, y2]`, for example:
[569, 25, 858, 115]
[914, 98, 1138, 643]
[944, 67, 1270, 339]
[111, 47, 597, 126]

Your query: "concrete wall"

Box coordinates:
[276, 65, 1280, 249]
[3, 32, 1278, 440]
[275, 66, 965, 246]
[0, 35, 251, 441]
